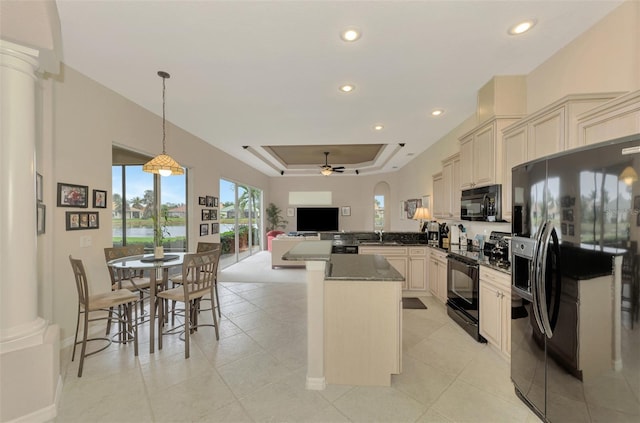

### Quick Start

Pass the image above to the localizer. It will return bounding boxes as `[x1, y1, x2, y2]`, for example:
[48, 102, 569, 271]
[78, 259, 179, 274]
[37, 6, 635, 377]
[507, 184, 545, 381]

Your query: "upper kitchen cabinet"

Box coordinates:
[432, 153, 460, 219]
[576, 90, 640, 146]
[459, 118, 521, 190]
[501, 92, 623, 222]
[460, 76, 526, 191]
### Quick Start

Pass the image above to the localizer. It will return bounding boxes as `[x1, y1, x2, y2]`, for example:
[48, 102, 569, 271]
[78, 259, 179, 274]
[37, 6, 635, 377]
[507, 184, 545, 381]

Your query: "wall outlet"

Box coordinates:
[80, 236, 92, 248]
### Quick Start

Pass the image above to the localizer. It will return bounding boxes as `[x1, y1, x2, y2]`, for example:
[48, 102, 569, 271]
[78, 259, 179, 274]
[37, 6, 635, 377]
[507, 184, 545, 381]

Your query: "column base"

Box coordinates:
[305, 376, 326, 391]
[0, 324, 60, 422]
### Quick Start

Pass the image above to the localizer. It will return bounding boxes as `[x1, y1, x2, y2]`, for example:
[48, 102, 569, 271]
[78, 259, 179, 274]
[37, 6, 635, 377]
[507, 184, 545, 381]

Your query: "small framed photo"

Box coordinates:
[37, 203, 45, 235]
[210, 209, 218, 221]
[79, 213, 89, 228]
[88, 212, 99, 228]
[36, 172, 43, 202]
[568, 224, 575, 236]
[93, 190, 107, 208]
[561, 222, 567, 235]
[287, 207, 295, 217]
[341, 206, 351, 216]
[57, 183, 88, 208]
[211, 223, 219, 234]
[202, 209, 210, 221]
[213, 197, 219, 207]
[200, 223, 209, 236]
[206, 196, 214, 207]
[198, 196, 206, 206]
[66, 212, 81, 230]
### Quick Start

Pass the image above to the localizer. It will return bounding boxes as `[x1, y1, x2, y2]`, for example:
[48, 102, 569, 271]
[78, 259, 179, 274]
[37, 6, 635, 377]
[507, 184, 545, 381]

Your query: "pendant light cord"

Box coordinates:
[161, 74, 167, 154]
[158, 70, 170, 154]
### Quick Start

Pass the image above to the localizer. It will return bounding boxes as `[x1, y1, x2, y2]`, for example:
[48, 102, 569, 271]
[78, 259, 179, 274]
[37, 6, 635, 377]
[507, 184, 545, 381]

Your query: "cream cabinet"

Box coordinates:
[501, 126, 527, 222]
[432, 172, 444, 219]
[433, 154, 460, 219]
[576, 90, 640, 146]
[459, 118, 521, 190]
[359, 246, 409, 291]
[501, 92, 622, 222]
[324, 279, 402, 386]
[479, 266, 511, 360]
[408, 247, 427, 291]
[428, 248, 448, 303]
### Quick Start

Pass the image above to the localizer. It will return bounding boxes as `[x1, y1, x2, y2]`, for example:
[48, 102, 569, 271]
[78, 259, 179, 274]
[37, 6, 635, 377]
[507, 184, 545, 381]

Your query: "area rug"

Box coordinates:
[403, 297, 427, 309]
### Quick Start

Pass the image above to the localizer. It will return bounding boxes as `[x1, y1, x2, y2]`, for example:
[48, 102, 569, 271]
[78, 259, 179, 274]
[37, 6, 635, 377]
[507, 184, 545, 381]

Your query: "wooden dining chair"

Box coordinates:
[157, 250, 220, 358]
[69, 255, 139, 377]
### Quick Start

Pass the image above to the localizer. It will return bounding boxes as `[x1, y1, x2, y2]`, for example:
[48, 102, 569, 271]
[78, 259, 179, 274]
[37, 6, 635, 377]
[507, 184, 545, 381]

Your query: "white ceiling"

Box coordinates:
[55, 0, 623, 176]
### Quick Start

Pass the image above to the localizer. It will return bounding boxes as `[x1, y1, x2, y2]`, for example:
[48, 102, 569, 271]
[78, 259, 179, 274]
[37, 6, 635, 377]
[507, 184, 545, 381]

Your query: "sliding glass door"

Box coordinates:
[220, 178, 263, 268]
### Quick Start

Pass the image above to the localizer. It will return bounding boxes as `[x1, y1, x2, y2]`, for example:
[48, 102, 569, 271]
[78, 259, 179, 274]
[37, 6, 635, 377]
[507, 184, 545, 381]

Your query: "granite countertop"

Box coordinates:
[282, 240, 333, 261]
[326, 254, 405, 281]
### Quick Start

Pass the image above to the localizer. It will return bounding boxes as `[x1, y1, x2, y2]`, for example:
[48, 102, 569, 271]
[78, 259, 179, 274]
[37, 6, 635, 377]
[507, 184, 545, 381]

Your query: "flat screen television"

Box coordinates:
[296, 207, 339, 232]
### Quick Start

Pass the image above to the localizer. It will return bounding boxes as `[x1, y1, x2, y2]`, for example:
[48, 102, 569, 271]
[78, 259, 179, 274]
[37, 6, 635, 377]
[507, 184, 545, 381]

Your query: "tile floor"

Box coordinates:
[56, 281, 539, 422]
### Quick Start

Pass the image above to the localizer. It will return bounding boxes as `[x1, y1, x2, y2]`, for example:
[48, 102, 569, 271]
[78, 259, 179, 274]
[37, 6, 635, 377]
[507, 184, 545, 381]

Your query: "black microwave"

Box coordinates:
[460, 184, 502, 221]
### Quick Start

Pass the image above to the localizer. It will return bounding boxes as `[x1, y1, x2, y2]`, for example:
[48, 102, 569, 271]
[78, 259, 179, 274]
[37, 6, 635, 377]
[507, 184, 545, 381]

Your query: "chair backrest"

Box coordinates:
[104, 245, 146, 283]
[69, 255, 90, 307]
[196, 242, 220, 253]
[181, 250, 221, 297]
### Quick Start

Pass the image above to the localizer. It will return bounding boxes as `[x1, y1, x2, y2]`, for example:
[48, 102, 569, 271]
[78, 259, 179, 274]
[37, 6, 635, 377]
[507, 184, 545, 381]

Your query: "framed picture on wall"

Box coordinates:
[200, 223, 209, 236]
[93, 190, 107, 208]
[210, 209, 218, 221]
[36, 172, 43, 202]
[341, 206, 351, 216]
[57, 183, 88, 208]
[206, 196, 214, 207]
[213, 197, 219, 207]
[198, 196, 206, 206]
[37, 203, 45, 235]
[211, 223, 219, 234]
[202, 209, 210, 220]
[405, 198, 421, 220]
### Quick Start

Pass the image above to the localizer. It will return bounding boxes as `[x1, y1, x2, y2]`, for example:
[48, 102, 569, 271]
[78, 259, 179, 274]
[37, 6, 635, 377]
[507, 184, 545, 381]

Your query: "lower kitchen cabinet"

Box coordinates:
[479, 266, 511, 359]
[428, 249, 448, 303]
[359, 246, 428, 292]
[408, 247, 427, 291]
[359, 246, 408, 290]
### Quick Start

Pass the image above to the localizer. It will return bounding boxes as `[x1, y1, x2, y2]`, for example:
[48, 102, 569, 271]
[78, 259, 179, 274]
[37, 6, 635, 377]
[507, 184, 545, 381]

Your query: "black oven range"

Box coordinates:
[446, 250, 486, 343]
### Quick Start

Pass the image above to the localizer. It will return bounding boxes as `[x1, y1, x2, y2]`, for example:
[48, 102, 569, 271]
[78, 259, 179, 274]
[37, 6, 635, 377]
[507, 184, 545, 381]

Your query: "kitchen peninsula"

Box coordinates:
[283, 241, 404, 388]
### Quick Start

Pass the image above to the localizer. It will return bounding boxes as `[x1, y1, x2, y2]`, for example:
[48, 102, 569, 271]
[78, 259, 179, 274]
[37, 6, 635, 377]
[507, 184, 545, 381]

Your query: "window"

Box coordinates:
[374, 181, 390, 231]
[374, 195, 385, 230]
[112, 164, 187, 252]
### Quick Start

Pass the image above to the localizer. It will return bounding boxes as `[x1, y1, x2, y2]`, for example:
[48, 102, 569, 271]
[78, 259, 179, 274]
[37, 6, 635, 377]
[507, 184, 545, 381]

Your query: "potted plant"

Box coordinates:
[152, 210, 171, 258]
[266, 202, 288, 232]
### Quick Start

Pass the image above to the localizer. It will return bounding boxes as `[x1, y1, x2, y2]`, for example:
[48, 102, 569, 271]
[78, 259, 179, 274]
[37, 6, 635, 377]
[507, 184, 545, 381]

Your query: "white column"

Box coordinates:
[305, 260, 326, 390]
[0, 40, 60, 423]
[0, 41, 46, 349]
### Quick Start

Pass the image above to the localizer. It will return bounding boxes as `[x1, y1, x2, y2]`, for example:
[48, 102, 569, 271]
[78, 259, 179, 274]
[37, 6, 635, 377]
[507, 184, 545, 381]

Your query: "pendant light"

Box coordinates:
[143, 71, 184, 176]
[619, 166, 638, 186]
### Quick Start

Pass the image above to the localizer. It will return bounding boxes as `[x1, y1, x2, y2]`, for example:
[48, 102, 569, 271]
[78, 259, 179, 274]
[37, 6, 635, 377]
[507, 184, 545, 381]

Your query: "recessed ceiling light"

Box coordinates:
[373, 124, 384, 131]
[339, 84, 355, 93]
[340, 28, 361, 42]
[431, 109, 444, 116]
[508, 19, 536, 35]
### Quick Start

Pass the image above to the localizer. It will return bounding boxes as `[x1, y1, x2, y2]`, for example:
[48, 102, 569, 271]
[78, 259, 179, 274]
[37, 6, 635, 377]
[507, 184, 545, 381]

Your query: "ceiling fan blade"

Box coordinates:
[332, 166, 345, 170]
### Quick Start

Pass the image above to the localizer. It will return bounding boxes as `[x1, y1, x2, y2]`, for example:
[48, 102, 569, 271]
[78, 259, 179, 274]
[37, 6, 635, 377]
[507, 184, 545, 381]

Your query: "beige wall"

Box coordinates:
[527, 0, 640, 111]
[41, 0, 639, 344]
[49, 66, 269, 342]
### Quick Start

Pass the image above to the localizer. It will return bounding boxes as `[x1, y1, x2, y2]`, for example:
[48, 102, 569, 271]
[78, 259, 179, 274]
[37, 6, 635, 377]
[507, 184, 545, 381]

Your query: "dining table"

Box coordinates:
[107, 252, 186, 353]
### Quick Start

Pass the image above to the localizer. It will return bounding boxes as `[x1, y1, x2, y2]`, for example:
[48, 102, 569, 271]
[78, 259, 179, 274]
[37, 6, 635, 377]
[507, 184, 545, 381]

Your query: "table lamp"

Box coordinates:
[412, 207, 431, 231]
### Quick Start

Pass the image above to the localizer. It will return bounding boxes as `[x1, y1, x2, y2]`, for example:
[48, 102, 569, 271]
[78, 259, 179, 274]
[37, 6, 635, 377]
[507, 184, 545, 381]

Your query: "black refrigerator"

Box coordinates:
[510, 134, 640, 422]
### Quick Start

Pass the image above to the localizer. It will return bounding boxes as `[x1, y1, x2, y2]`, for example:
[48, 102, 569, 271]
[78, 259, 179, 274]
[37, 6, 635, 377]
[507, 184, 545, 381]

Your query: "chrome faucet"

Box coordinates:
[375, 229, 384, 242]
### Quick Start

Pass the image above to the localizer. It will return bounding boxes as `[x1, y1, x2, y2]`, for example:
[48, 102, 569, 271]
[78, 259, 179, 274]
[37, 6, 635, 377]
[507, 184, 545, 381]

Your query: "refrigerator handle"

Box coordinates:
[548, 227, 562, 333]
[537, 221, 555, 337]
[530, 221, 547, 334]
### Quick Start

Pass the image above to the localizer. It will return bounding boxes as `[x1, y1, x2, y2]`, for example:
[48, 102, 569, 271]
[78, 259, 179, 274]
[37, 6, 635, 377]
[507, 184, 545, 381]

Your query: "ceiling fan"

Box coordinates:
[320, 152, 345, 175]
